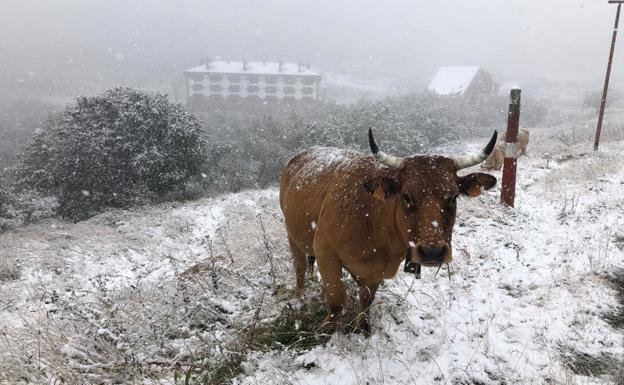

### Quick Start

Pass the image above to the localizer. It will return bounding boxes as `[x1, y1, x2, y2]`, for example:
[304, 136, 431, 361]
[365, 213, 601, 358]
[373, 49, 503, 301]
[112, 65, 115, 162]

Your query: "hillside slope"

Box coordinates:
[1, 135, 623, 384]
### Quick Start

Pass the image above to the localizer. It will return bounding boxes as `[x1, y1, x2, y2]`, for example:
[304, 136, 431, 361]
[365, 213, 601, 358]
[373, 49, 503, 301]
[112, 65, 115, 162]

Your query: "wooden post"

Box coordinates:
[595, 2, 622, 151]
[501, 87, 521, 208]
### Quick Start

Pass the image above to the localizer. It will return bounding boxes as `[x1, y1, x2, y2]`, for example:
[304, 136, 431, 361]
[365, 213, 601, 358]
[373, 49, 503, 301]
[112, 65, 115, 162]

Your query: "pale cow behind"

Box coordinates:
[481, 128, 530, 171]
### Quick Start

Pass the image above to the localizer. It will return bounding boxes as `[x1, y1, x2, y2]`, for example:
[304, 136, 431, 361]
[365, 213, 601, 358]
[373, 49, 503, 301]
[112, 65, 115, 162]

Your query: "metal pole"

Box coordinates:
[501, 88, 521, 208]
[595, 3, 621, 151]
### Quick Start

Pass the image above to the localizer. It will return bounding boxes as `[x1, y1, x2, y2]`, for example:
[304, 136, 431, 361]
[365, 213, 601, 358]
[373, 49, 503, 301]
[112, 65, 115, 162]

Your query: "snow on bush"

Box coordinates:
[17, 88, 208, 220]
[191, 92, 548, 193]
[0, 177, 9, 217]
[1, 167, 59, 233]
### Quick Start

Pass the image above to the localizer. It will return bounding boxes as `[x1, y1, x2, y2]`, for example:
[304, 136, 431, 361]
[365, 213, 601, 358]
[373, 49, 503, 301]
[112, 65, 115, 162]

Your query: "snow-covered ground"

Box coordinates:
[1, 132, 623, 384]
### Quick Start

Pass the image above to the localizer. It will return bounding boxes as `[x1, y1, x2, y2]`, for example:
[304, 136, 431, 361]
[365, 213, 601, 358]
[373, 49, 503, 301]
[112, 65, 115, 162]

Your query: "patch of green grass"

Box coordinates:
[248, 280, 361, 351]
[178, 281, 361, 385]
[173, 354, 245, 385]
[248, 294, 332, 351]
[204, 357, 246, 385]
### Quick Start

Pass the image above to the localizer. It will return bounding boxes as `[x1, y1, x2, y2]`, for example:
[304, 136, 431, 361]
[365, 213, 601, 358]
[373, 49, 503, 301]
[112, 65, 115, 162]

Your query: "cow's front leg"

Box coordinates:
[316, 253, 347, 334]
[354, 282, 380, 335]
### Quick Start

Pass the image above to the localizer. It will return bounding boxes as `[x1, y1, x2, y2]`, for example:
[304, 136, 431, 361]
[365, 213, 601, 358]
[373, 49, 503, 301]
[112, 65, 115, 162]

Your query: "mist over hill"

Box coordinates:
[0, 0, 622, 102]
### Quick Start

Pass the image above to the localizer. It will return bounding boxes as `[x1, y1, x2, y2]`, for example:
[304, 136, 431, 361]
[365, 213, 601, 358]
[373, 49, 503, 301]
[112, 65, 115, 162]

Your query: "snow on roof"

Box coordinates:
[185, 60, 320, 77]
[428, 66, 480, 95]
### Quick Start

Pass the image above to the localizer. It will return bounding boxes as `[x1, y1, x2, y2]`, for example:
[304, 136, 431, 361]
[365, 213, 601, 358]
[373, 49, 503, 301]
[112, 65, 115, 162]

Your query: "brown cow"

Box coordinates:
[481, 128, 529, 171]
[279, 130, 498, 334]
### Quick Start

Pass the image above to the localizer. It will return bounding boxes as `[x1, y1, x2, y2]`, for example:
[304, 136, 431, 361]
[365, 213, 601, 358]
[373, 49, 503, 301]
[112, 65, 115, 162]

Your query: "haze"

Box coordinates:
[0, 0, 622, 100]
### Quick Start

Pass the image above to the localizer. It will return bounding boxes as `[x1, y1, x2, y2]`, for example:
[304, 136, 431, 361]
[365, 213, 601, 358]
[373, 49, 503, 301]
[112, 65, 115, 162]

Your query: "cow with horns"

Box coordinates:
[279, 130, 498, 334]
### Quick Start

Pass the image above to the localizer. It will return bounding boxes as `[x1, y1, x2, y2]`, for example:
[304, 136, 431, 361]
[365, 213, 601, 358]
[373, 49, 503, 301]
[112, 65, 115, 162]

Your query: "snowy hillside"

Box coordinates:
[1, 134, 623, 384]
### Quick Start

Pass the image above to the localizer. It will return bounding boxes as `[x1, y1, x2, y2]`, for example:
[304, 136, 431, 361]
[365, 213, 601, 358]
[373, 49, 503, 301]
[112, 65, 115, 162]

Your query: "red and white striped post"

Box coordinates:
[501, 87, 521, 207]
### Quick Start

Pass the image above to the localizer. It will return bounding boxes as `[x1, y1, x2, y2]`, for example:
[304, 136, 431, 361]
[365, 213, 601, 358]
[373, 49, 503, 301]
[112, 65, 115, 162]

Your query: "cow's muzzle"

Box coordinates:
[413, 243, 450, 267]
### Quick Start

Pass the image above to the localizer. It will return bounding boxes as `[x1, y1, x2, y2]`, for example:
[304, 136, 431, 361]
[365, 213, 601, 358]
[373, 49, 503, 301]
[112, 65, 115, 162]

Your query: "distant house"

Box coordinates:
[184, 60, 321, 101]
[428, 67, 498, 101]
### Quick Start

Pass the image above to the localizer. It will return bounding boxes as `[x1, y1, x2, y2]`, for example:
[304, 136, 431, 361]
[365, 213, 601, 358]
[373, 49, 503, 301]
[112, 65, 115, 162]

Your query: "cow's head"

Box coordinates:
[365, 129, 497, 267]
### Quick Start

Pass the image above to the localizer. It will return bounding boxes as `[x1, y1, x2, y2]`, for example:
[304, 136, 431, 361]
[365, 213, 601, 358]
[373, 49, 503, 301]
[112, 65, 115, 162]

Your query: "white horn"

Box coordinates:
[368, 129, 404, 169]
[453, 131, 498, 170]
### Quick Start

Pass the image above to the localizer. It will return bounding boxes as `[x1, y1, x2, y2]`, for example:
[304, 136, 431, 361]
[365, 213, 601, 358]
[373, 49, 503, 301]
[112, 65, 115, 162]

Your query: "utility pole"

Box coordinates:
[594, 1, 623, 151]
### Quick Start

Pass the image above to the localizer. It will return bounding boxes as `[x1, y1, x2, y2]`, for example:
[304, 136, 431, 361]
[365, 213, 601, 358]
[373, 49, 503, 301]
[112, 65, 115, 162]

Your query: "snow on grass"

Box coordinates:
[237, 140, 624, 385]
[0, 189, 289, 383]
[0, 138, 623, 384]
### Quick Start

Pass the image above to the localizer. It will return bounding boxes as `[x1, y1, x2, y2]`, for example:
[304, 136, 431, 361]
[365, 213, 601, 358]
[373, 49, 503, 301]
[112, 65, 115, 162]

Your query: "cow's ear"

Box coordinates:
[363, 176, 400, 200]
[458, 173, 497, 197]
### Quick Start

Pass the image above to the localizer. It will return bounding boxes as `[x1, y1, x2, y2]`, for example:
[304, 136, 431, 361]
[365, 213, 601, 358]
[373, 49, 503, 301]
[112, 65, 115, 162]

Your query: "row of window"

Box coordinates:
[200, 94, 316, 101]
[205, 74, 318, 85]
[193, 84, 315, 95]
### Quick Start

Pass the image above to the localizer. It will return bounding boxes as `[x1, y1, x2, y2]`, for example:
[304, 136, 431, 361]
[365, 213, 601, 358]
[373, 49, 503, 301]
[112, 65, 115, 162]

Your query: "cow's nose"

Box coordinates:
[417, 245, 447, 265]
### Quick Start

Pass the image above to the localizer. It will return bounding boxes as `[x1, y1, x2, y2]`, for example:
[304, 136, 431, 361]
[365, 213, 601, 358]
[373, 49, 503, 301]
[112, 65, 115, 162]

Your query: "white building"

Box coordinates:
[184, 60, 321, 101]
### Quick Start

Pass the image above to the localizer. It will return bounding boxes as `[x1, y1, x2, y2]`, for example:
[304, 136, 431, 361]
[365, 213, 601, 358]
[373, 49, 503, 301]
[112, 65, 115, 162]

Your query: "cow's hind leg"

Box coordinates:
[354, 282, 380, 336]
[288, 237, 307, 297]
[316, 253, 347, 334]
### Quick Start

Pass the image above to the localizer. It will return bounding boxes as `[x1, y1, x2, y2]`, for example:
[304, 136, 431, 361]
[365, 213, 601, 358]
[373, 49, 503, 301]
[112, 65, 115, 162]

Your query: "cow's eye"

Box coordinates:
[402, 193, 412, 205]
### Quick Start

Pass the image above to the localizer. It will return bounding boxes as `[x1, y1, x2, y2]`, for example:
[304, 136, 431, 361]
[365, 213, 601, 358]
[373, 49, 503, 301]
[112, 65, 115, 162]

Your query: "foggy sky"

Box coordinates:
[0, 0, 622, 99]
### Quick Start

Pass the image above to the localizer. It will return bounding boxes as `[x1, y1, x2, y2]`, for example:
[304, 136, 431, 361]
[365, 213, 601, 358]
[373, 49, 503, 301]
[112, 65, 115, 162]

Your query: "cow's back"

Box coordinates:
[280, 146, 364, 254]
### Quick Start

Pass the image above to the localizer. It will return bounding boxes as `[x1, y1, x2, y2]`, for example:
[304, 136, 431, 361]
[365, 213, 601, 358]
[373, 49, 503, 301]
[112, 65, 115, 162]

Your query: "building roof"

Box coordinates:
[428, 66, 480, 95]
[184, 60, 320, 77]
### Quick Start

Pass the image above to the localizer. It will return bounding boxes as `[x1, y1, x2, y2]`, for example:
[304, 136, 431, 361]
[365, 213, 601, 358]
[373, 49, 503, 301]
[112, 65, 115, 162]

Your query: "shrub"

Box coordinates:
[17, 88, 208, 220]
[190, 92, 518, 192]
[0, 170, 16, 232]
[0, 191, 58, 233]
[1, 169, 57, 232]
[0, 176, 10, 220]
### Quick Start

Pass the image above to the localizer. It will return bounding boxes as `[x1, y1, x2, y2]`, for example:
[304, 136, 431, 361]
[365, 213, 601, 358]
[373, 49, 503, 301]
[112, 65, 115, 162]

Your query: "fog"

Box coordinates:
[3, 3, 624, 382]
[1, 0, 622, 100]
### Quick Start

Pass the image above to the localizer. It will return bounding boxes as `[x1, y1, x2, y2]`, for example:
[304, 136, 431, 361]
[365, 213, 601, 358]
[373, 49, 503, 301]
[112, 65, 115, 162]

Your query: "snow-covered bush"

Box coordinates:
[0, 176, 11, 226]
[10, 191, 58, 224]
[17, 88, 208, 220]
[210, 143, 259, 192]
[191, 91, 525, 192]
[1, 169, 59, 232]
